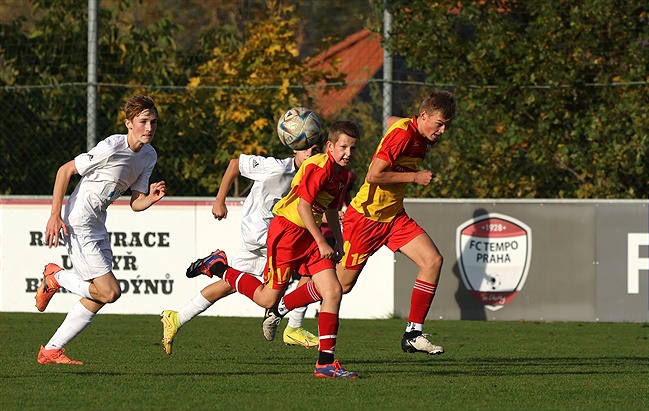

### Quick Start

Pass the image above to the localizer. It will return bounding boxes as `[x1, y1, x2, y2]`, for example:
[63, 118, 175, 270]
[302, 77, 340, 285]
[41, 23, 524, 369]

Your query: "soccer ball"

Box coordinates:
[276, 107, 321, 150]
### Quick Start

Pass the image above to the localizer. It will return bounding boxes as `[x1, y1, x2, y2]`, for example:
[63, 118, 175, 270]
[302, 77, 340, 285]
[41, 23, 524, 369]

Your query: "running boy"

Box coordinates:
[161, 141, 321, 354]
[35, 95, 166, 364]
[194, 120, 360, 378]
[337, 90, 457, 355]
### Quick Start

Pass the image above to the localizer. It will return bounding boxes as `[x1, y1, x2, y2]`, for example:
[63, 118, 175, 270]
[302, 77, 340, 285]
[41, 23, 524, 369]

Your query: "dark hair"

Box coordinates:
[328, 120, 360, 143]
[419, 90, 457, 121]
[125, 95, 158, 121]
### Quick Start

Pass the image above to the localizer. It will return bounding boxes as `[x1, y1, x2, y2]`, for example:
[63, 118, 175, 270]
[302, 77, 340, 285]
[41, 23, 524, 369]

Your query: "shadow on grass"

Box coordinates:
[346, 355, 648, 377]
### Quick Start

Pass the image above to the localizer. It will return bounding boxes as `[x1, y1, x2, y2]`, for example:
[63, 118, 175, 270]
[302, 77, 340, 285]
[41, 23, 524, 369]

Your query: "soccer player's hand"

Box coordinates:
[414, 170, 435, 186]
[45, 214, 68, 248]
[318, 241, 335, 260]
[212, 200, 228, 220]
[149, 181, 167, 202]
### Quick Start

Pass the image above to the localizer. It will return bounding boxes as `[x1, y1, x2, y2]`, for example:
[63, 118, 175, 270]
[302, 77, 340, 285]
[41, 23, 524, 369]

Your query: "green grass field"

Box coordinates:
[1, 313, 647, 410]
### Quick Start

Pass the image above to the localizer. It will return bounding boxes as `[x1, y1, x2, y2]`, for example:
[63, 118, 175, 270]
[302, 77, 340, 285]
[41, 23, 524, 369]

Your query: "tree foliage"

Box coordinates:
[0, 0, 342, 196]
[155, 1, 344, 196]
[3, 0, 647, 199]
[0, 0, 185, 195]
[376, 0, 649, 198]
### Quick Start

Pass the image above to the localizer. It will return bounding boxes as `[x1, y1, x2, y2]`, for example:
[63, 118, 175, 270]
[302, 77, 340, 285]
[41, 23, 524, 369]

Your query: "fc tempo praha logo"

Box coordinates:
[456, 213, 532, 311]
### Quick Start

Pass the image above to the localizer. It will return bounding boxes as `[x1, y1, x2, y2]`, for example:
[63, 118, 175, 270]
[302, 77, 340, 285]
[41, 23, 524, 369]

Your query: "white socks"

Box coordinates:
[177, 292, 308, 328]
[287, 306, 307, 329]
[178, 293, 213, 326]
[45, 301, 95, 350]
[405, 321, 423, 333]
[55, 270, 92, 299]
[277, 298, 289, 316]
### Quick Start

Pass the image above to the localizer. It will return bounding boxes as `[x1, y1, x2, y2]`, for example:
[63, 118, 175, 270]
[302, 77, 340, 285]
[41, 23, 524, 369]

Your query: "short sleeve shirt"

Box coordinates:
[66, 134, 157, 238]
[273, 152, 349, 228]
[237, 154, 296, 250]
[350, 116, 429, 222]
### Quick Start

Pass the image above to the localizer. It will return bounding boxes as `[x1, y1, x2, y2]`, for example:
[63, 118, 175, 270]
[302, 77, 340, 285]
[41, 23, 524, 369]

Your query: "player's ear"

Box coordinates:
[124, 118, 132, 130]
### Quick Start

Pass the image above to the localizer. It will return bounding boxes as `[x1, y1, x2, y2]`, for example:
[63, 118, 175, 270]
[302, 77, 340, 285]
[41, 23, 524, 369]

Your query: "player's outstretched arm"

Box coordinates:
[212, 158, 240, 220]
[297, 198, 333, 260]
[366, 158, 434, 186]
[131, 181, 166, 211]
[45, 160, 78, 248]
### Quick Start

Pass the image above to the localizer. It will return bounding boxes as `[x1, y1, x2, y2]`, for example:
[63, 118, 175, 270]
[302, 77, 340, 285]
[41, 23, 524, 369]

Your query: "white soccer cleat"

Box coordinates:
[401, 333, 444, 355]
[262, 308, 283, 341]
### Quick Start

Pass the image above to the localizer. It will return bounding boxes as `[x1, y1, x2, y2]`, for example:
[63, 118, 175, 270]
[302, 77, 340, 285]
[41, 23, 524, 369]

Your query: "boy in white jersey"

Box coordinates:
[160, 140, 321, 355]
[35, 95, 167, 364]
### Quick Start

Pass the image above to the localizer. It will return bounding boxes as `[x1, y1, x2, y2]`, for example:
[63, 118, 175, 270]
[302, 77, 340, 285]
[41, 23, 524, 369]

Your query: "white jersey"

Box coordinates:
[65, 134, 157, 240]
[237, 154, 295, 252]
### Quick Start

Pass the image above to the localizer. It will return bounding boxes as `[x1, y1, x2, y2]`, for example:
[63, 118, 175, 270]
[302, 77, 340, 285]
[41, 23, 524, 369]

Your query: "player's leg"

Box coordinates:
[160, 280, 235, 354]
[336, 205, 380, 294]
[37, 235, 115, 310]
[310, 268, 357, 378]
[265, 278, 321, 340]
[176, 281, 236, 325]
[283, 275, 318, 348]
[396, 230, 444, 355]
[38, 296, 103, 365]
[261, 218, 322, 347]
[59, 233, 121, 304]
[37, 235, 113, 364]
[336, 264, 363, 294]
[399, 232, 443, 285]
[88, 272, 122, 303]
[39, 276, 115, 364]
[163, 247, 262, 355]
[215, 218, 289, 308]
[207, 254, 285, 309]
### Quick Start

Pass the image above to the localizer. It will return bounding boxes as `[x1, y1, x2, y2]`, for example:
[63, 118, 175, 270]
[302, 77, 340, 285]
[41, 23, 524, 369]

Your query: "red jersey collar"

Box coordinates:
[411, 115, 431, 146]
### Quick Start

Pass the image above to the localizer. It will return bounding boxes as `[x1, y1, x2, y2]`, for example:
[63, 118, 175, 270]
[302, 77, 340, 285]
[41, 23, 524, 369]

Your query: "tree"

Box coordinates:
[1, 0, 346, 197]
[158, 1, 344, 196]
[376, 0, 649, 198]
[0, 0, 186, 195]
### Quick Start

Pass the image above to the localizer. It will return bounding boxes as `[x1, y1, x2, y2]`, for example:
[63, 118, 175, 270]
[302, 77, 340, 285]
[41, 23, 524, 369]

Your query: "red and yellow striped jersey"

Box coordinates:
[273, 152, 350, 228]
[350, 116, 429, 222]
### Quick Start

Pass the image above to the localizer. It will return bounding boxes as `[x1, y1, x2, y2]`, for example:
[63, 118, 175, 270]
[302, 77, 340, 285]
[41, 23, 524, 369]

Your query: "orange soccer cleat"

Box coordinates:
[35, 263, 63, 312]
[37, 345, 83, 365]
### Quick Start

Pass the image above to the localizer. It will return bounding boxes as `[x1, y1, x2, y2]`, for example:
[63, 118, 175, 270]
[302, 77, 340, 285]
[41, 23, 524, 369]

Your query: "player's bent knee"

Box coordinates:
[254, 293, 281, 309]
[420, 252, 443, 272]
[320, 286, 342, 305]
[435, 253, 444, 269]
[103, 289, 121, 303]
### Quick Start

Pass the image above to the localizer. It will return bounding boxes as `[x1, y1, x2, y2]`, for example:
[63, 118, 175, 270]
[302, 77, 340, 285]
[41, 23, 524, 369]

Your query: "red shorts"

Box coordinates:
[341, 206, 425, 270]
[264, 216, 335, 290]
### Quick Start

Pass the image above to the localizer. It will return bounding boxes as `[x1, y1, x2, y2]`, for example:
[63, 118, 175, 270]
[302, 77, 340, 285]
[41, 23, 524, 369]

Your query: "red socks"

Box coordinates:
[284, 280, 322, 310]
[317, 311, 338, 357]
[223, 267, 262, 300]
[408, 279, 437, 324]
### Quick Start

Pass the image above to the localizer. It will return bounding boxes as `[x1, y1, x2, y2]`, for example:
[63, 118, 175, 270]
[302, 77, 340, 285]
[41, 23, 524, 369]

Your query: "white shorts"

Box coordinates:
[229, 246, 266, 278]
[65, 231, 113, 280]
